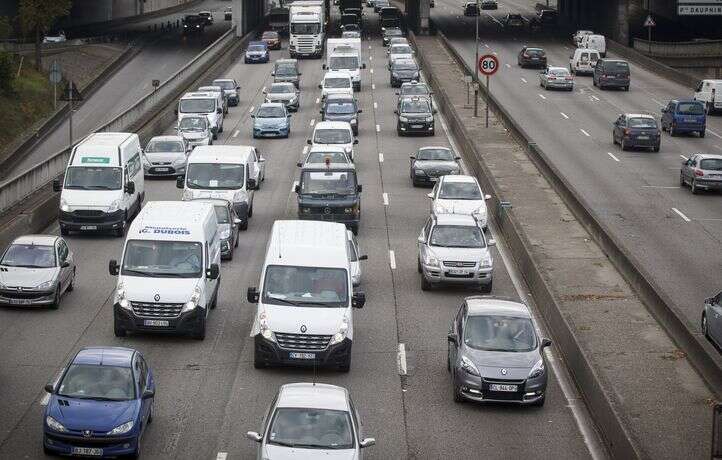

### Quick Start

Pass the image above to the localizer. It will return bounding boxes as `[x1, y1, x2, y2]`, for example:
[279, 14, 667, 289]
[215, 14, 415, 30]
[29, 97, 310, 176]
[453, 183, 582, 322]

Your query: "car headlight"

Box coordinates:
[259, 311, 276, 341]
[399, 116, 409, 122]
[182, 285, 202, 313]
[425, 116, 434, 122]
[529, 358, 545, 379]
[107, 420, 134, 435]
[220, 228, 231, 240]
[414, 169, 426, 175]
[182, 188, 193, 200]
[329, 314, 350, 345]
[36, 279, 55, 290]
[350, 118, 357, 124]
[60, 198, 70, 212]
[107, 199, 121, 213]
[424, 251, 439, 267]
[480, 255, 493, 268]
[115, 282, 130, 310]
[46, 416, 67, 432]
[233, 190, 248, 203]
[460, 356, 480, 376]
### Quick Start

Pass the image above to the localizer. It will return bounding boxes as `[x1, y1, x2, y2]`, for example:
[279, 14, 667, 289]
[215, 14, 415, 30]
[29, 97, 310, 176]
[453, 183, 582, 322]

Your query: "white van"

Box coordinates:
[109, 200, 221, 340]
[694, 79, 722, 114]
[53, 132, 144, 237]
[319, 70, 354, 99]
[580, 34, 606, 57]
[569, 48, 601, 75]
[177, 145, 264, 230]
[325, 38, 364, 90]
[307, 120, 358, 160]
[177, 92, 225, 139]
[247, 220, 366, 372]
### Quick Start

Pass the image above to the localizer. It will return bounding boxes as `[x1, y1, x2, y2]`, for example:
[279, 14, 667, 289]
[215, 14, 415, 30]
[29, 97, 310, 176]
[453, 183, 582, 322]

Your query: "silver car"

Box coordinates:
[447, 296, 551, 405]
[177, 115, 213, 149]
[410, 146, 461, 186]
[188, 199, 241, 260]
[246, 383, 376, 459]
[212, 78, 240, 106]
[142, 135, 189, 177]
[265, 82, 300, 112]
[539, 66, 574, 91]
[0, 235, 75, 309]
[680, 153, 722, 194]
[418, 213, 494, 291]
[428, 175, 491, 229]
[347, 230, 367, 286]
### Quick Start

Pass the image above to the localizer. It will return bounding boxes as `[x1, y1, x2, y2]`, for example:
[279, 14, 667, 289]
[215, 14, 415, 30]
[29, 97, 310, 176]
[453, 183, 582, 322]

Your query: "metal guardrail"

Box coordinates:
[0, 26, 237, 215]
[634, 37, 722, 58]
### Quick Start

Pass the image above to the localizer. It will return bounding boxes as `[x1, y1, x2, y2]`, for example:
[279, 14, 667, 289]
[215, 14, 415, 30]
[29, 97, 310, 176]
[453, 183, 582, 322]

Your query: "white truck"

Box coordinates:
[325, 38, 364, 90]
[289, 0, 325, 58]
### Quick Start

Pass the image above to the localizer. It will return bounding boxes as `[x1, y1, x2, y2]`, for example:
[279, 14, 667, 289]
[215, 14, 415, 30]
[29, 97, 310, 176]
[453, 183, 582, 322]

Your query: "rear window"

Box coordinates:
[527, 49, 544, 56]
[700, 159, 722, 171]
[605, 61, 629, 73]
[628, 117, 657, 128]
[677, 102, 704, 115]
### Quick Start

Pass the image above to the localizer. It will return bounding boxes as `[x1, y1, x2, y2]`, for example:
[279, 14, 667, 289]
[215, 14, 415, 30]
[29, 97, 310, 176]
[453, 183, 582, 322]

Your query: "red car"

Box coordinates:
[261, 31, 281, 50]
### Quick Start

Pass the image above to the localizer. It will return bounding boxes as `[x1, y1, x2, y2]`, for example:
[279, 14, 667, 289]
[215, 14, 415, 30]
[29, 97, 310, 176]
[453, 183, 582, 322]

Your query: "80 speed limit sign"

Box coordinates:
[478, 54, 499, 76]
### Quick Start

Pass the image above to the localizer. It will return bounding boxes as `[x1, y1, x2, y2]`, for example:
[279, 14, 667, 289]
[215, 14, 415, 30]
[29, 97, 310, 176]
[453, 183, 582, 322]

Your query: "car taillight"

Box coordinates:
[565, 76, 573, 80]
[695, 169, 704, 177]
[523, 53, 529, 58]
[623, 128, 630, 136]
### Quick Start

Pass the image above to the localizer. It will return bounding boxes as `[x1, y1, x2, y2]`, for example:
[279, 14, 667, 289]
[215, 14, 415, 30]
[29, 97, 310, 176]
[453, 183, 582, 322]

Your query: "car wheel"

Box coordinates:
[703, 313, 711, 339]
[254, 346, 265, 369]
[248, 205, 253, 218]
[691, 179, 700, 194]
[421, 274, 431, 291]
[128, 439, 140, 459]
[620, 139, 628, 151]
[612, 133, 617, 145]
[624, 86, 629, 91]
[114, 321, 126, 337]
[417, 258, 422, 273]
[66, 269, 76, 292]
[707, 103, 714, 115]
[700, 130, 706, 138]
[211, 288, 218, 309]
[115, 216, 126, 237]
[593, 78, 597, 87]
[447, 345, 451, 372]
[679, 173, 686, 187]
[234, 233, 239, 248]
[653, 143, 660, 153]
[240, 219, 248, 231]
[49, 286, 61, 310]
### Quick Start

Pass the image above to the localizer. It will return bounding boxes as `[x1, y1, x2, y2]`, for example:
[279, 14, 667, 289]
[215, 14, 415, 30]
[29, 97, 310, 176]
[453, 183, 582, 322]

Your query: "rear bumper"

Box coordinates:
[694, 179, 722, 190]
[625, 135, 660, 147]
[454, 370, 547, 405]
[597, 77, 629, 87]
[671, 122, 705, 132]
[254, 334, 352, 368]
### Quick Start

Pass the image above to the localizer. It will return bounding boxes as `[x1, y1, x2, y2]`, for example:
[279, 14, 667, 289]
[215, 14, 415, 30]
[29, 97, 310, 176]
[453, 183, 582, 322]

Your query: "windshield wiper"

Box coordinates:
[295, 301, 341, 308]
[269, 440, 298, 448]
[122, 269, 161, 277]
[265, 297, 303, 306]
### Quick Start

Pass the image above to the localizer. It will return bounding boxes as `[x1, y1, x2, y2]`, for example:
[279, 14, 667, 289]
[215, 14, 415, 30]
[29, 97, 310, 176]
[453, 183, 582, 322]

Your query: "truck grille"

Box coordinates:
[296, 37, 316, 52]
[275, 332, 331, 351]
[131, 302, 183, 318]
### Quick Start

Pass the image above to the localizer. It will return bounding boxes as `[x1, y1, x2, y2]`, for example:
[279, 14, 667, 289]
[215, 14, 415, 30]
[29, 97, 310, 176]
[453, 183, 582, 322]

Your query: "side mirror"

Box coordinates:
[447, 333, 458, 344]
[206, 263, 220, 280]
[298, 72, 302, 76]
[52, 178, 62, 192]
[433, 109, 438, 114]
[359, 254, 368, 261]
[394, 109, 398, 114]
[297, 162, 303, 167]
[353, 139, 359, 145]
[233, 218, 242, 226]
[294, 184, 300, 193]
[246, 431, 263, 443]
[61, 260, 70, 268]
[455, 156, 462, 160]
[247, 287, 259, 303]
[487, 239, 496, 246]
[124, 181, 135, 195]
[250, 114, 256, 118]
[142, 388, 155, 399]
[360, 438, 376, 448]
[44, 383, 55, 393]
[247, 178, 257, 190]
[409, 155, 415, 160]
[484, 194, 492, 200]
[306, 139, 312, 145]
[427, 192, 434, 199]
[322, 64, 327, 69]
[357, 109, 363, 113]
[318, 84, 323, 89]
[362, 63, 367, 69]
[661, 108, 666, 113]
[357, 184, 363, 192]
[541, 338, 552, 348]
[287, 114, 291, 118]
[108, 259, 119, 276]
[352, 291, 366, 308]
[176, 176, 185, 189]
[236, 86, 240, 90]
[216, 108, 223, 114]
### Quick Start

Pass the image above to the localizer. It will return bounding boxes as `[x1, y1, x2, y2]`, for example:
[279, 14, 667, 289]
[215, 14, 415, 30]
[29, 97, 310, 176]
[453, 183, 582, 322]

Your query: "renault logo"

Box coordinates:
[300, 325, 307, 333]
[154, 294, 160, 301]
[500, 368, 508, 376]
[323, 207, 331, 215]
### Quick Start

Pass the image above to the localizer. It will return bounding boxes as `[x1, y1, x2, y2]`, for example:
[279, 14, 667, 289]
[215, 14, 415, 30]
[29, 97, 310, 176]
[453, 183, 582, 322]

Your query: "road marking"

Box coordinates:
[397, 343, 407, 375]
[369, 55, 373, 61]
[389, 250, 396, 269]
[521, 77, 527, 83]
[216, 453, 228, 460]
[505, 63, 511, 68]
[40, 393, 50, 406]
[379, 153, 384, 162]
[249, 106, 254, 113]
[680, 154, 688, 160]
[590, 95, 600, 102]
[261, 86, 266, 93]
[707, 129, 722, 139]
[309, 119, 315, 127]
[607, 152, 620, 162]
[580, 128, 590, 137]
[560, 112, 569, 119]
[376, 124, 380, 132]
[374, 102, 378, 109]
[672, 207, 691, 222]
[382, 192, 389, 206]
[370, 68, 374, 74]
[484, 43, 490, 48]
[642, 185, 679, 189]
[302, 145, 309, 155]
[232, 130, 239, 138]
[315, 97, 320, 104]
[372, 83, 376, 90]
[538, 94, 546, 100]
[650, 97, 664, 107]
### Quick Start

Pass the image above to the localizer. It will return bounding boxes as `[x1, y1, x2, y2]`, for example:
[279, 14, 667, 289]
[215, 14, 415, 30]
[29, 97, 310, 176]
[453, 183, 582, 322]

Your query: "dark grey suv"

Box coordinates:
[320, 94, 362, 135]
[447, 296, 551, 406]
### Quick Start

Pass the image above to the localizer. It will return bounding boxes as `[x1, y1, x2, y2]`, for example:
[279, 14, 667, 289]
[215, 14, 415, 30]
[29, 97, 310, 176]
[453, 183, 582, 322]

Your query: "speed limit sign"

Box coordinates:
[478, 54, 499, 76]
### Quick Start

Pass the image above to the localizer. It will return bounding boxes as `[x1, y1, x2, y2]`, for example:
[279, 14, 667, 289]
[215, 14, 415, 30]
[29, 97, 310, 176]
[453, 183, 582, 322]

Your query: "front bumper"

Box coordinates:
[422, 264, 492, 287]
[0, 288, 55, 306]
[144, 163, 186, 176]
[398, 120, 434, 134]
[59, 209, 125, 232]
[455, 370, 547, 405]
[44, 431, 138, 457]
[114, 303, 205, 336]
[253, 125, 289, 137]
[245, 54, 269, 62]
[254, 334, 352, 368]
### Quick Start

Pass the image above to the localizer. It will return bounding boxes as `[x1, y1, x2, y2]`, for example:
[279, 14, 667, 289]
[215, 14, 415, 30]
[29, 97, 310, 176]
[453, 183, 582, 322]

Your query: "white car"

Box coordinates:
[308, 121, 358, 160]
[43, 33, 66, 44]
[319, 70, 354, 99]
[427, 175, 491, 229]
[387, 43, 414, 68]
[347, 230, 367, 286]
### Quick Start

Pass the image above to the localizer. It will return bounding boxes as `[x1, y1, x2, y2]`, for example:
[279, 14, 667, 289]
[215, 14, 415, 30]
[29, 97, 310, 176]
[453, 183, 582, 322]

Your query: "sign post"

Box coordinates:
[478, 54, 499, 128]
[463, 74, 472, 107]
[643, 14, 656, 54]
[59, 81, 83, 149]
[48, 60, 62, 110]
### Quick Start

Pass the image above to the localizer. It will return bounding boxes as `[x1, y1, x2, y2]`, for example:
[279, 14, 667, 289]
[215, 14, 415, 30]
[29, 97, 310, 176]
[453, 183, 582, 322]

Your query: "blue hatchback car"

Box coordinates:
[252, 102, 291, 138]
[661, 99, 706, 138]
[43, 347, 154, 459]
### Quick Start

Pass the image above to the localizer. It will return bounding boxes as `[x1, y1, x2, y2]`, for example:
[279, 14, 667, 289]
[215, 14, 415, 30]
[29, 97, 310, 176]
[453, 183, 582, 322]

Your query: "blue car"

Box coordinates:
[661, 99, 706, 138]
[43, 347, 154, 459]
[252, 102, 291, 138]
[245, 41, 269, 63]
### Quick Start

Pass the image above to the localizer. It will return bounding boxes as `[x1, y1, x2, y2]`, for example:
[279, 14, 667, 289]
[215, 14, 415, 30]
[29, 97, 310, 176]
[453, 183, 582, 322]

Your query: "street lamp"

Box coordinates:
[474, 0, 480, 117]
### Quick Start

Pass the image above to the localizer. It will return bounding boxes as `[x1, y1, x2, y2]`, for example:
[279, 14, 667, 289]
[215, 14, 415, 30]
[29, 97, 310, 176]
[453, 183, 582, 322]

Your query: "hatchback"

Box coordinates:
[382, 27, 403, 46]
[252, 103, 291, 138]
[447, 297, 551, 405]
[245, 41, 269, 63]
[428, 175, 490, 229]
[518, 47, 546, 68]
[321, 94, 362, 135]
[212, 78, 240, 106]
[390, 58, 420, 87]
[396, 96, 435, 136]
[680, 153, 722, 194]
[387, 43, 414, 69]
[43, 347, 155, 458]
[397, 81, 434, 107]
[612, 113, 661, 152]
[265, 82, 300, 112]
[661, 99, 706, 137]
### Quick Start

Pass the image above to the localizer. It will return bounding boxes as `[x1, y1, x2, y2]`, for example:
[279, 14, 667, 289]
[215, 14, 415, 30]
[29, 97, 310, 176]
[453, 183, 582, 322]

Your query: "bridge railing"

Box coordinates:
[633, 38, 722, 58]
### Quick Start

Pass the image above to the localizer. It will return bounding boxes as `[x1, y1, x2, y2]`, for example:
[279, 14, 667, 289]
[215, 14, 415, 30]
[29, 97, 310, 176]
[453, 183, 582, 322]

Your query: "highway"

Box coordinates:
[8, 0, 233, 177]
[0, 11, 604, 460]
[432, 0, 722, 345]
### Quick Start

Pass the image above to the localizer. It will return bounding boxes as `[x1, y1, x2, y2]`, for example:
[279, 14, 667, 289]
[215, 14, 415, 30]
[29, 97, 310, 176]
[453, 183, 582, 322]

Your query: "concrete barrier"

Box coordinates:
[607, 39, 698, 89]
[633, 37, 722, 58]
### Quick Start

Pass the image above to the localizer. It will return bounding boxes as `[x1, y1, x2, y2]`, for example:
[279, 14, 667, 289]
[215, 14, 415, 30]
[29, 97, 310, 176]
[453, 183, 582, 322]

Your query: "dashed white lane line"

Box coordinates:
[216, 453, 228, 460]
[505, 63, 511, 68]
[374, 102, 378, 109]
[382, 192, 389, 206]
[232, 130, 239, 138]
[580, 128, 590, 137]
[521, 77, 527, 83]
[372, 83, 376, 90]
[560, 112, 569, 119]
[484, 43, 490, 48]
[607, 152, 620, 162]
[397, 343, 408, 375]
[680, 154, 688, 160]
[261, 86, 266, 93]
[40, 393, 50, 406]
[376, 124, 380, 132]
[389, 250, 396, 269]
[379, 153, 384, 162]
[248, 106, 254, 113]
[370, 68, 374, 74]
[369, 55, 373, 61]
[707, 129, 722, 139]
[672, 207, 691, 222]
[642, 185, 679, 189]
[538, 94, 547, 100]
[315, 97, 320, 104]
[590, 95, 600, 102]
[309, 118, 315, 127]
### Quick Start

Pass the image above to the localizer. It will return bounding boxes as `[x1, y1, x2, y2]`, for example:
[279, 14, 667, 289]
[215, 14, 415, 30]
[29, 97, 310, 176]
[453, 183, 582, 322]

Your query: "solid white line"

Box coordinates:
[590, 95, 600, 102]
[560, 112, 569, 119]
[40, 393, 50, 406]
[374, 102, 378, 109]
[382, 192, 389, 206]
[216, 453, 228, 460]
[672, 207, 691, 222]
[302, 146, 309, 155]
[679, 154, 688, 160]
[707, 129, 722, 139]
[521, 77, 527, 83]
[580, 128, 590, 137]
[397, 343, 407, 375]
[369, 55, 373, 61]
[232, 130, 239, 138]
[607, 152, 620, 162]
[315, 97, 320, 104]
[249, 106, 254, 113]
[538, 94, 546, 100]
[389, 250, 396, 269]
[309, 119, 315, 127]
[642, 185, 679, 189]
[379, 153, 384, 162]
[376, 124, 380, 132]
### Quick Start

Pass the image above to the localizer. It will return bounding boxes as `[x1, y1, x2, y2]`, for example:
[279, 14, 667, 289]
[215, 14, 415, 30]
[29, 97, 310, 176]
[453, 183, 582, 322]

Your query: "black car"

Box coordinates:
[593, 59, 630, 91]
[382, 27, 403, 46]
[396, 96, 436, 136]
[480, 0, 498, 9]
[463, 2, 479, 16]
[517, 47, 547, 68]
[182, 14, 205, 35]
[503, 13, 525, 28]
[321, 94, 362, 135]
[612, 114, 661, 152]
[410, 146, 461, 186]
[390, 58, 420, 87]
[374, 0, 390, 13]
[295, 163, 362, 234]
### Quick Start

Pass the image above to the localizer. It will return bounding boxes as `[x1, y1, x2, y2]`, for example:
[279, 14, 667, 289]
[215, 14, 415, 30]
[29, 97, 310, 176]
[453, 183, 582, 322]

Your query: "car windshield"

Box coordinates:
[214, 80, 236, 90]
[146, 140, 184, 153]
[677, 102, 704, 115]
[214, 205, 230, 223]
[276, 64, 297, 76]
[391, 45, 412, 55]
[700, 159, 722, 171]
[439, 182, 482, 199]
[257, 106, 286, 118]
[393, 61, 418, 71]
[270, 84, 295, 94]
[1, 244, 55, 268]
[301, 170, 357, 195]
[122, 240, 203, 278]
[549, 68, 570, 76]
[464, 315, 537, 352]
[342, 31, 360, 38]
[325, 77, 351, 89]
[291, 23, 320, 34]
[263, 265, 349, 306]
[430, 225, 485, 248]
[327, 102, 355, 114]
[179, 117, 208, 131]
[330, 56, 359, 70]
[186, 163, 244, 189]
[402, 99, 430, 113]
[402, 85, 429, 96]
[314, 128, 351, 144]
[417, 148, 454, 161]
[628, 117, 657, 128]
[306, 151, 348, 164]
[58, 364, 135, 401]
[64, 166, 122, 190]
[267, 408, 354, 449]
[262, 32, 278, 39]
[605, 61, 629, 73]
[248, 45, 266, 52]
[180, 99, 215, 113]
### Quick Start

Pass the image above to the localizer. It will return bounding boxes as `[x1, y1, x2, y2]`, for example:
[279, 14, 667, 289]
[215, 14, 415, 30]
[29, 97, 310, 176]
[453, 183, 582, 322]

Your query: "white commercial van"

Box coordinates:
[109, 200, 221, 340]
[325, 38, 364, 90]
[307, 120, 358, 160]
[569, 48, 600, 75]
[53, 132, 144, 237]
[694, 79, 722, 114]
[177, 145, 264, 230]
[247, 220, 366, 372]
[176, 92, 225, 139]
[580, 34, 606, 57]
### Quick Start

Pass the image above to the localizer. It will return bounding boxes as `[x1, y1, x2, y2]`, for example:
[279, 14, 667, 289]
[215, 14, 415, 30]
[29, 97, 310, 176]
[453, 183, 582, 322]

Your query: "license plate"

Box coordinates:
[289, 352, 316, 360]
[144, 320, 169, 327]
[448, 269, 468, 275]
[10, 298, 31, 304]
[79, 225, 97, 231]
[155, 167, 169, 172]
[531, 57, 539, 60]
[685, 117, 696, 122]
[637, 135, 649, 140]
[489, 384, 517, 392]
[429, 177, 438, 181]
[411, 124, 423, 129]
[72, 447, 103, 456]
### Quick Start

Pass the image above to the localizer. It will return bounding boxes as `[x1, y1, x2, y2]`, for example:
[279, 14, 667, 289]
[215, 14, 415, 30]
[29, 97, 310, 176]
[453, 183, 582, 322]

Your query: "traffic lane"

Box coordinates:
[104, 0, 233, 33]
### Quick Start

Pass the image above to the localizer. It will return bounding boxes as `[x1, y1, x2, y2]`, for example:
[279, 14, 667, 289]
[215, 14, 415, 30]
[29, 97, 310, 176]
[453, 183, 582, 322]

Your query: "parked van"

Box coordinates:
[108, 200, 221, 340]
[177, 92, 225, 139]
[177, 145, 264, 230]
[53, 132, 144, 237]
[247, 220, 366, 372]
[273, 59, 301, 88]
[694, 79, 722, 114]
[580, 34, 606, 57]
[661, 99, 706, 137]
[593, 59, 630, 90]
[569, 48, 600, 75]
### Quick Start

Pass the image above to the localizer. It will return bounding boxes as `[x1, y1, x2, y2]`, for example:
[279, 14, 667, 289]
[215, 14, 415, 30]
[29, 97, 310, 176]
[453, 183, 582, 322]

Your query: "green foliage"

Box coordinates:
[0, 16, 12, 40]
[0, 52, 13, 93]
[18, 0, 72, 36]
[0, 61, 54, 149]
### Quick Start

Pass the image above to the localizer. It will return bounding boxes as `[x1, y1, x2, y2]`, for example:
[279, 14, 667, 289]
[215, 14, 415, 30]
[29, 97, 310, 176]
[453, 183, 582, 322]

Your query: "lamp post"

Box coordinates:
[474, 0, 480, 117]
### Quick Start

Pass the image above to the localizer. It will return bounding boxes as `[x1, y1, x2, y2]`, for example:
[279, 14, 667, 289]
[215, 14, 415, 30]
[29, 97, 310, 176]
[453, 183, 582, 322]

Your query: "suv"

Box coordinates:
[396, 96, 436, 136]
[320, 94, 362, 135]
[661, 99, 706, 137]
[593, 59, 630, 90]
[612, 113, 661, 152]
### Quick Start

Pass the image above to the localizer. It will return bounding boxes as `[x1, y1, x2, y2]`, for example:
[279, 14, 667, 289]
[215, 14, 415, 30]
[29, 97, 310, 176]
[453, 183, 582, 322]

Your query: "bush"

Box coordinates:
[0, 52, 13, 94]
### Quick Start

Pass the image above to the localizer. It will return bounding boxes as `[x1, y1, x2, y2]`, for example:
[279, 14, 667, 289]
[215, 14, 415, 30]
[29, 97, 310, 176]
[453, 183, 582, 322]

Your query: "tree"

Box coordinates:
[18, 0, 72, 71]
[0, 16, 12, 40]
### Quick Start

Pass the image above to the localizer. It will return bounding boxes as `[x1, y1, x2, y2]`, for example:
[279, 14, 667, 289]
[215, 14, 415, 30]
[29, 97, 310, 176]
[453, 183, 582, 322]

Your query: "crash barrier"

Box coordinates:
[634, 38, 722, 59]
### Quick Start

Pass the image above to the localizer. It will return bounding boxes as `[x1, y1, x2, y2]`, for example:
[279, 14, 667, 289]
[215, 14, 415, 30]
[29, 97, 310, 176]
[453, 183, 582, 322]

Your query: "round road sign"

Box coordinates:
[478, 54, 499, 76]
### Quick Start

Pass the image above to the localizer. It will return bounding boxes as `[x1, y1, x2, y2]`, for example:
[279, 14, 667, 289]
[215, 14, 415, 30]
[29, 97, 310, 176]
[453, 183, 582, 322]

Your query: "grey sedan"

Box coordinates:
[703, 292, 722, 349]
[410, 146, 460, 186]
[539, 66, 574, 91]
[0, 235, 75, 309]
[680, 153, 722, 194]
[447, 296, 551, 406]
[264, 82, 300, 112]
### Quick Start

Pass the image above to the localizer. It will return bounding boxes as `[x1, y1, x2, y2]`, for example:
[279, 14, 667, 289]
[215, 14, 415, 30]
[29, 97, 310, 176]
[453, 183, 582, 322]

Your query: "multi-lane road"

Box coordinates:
[0, 11, 607, 460]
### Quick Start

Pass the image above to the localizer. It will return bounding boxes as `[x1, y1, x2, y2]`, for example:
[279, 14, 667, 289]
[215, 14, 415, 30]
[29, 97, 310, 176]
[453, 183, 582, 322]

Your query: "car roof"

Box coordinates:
[12, 234, 58, 246]
[148, 135, 184, 143]
[277, 383, 349, 411]
[189, 145, 254, 162]
[547, 66, 568, 72]
[276, 58, 297, 64]
[465, 297, 531, 318]
[696, 153, 722, 160]
[314, 120, 352, 129]
[625, 113, 655, 119]
[325, 93, 354, 101]
[419, 146, 450, 151]
[302, 161, 356, 171]
[433, 213, 477, 226]
[73, 347, 136, 367]
[309, 145, 348, 154]
[400, 96, 431, 104]
[441, 174, 477, 184]
[324, 70, 352, 78]
[213, 78, 235, 83]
